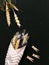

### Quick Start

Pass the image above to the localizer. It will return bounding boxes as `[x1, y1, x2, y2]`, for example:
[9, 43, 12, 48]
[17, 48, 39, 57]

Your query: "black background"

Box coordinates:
[0, 0, 49, 65]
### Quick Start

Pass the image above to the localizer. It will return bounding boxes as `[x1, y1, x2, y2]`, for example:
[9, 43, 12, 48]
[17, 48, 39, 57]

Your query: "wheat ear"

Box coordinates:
[6, 2, 11, 26]
[13, 10, 21, 28]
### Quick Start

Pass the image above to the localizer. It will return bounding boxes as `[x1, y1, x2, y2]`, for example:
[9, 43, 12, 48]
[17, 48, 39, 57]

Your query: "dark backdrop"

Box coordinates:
[0, 0, 49, 65]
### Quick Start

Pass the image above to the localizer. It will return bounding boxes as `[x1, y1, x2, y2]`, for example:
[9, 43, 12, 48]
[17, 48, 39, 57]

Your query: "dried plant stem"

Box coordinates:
[9, 2, 19, 11]
[6, 2, 11, 26]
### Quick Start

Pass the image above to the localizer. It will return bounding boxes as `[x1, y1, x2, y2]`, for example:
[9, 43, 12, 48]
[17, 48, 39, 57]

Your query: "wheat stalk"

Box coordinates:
[9, 2, 19, 11]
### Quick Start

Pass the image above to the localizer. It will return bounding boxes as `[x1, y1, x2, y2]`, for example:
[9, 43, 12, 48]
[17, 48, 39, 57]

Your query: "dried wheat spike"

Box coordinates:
[13, 10, 21, 28]
[22, 33, 29, 45]
[12, 35, 20, 49]
[6, 2, 11, 26]
[11, 31, 29, 49]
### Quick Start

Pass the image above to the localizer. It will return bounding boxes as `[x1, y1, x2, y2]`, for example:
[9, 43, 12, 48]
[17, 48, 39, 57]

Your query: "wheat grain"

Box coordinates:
[26, 55, 34, 62]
